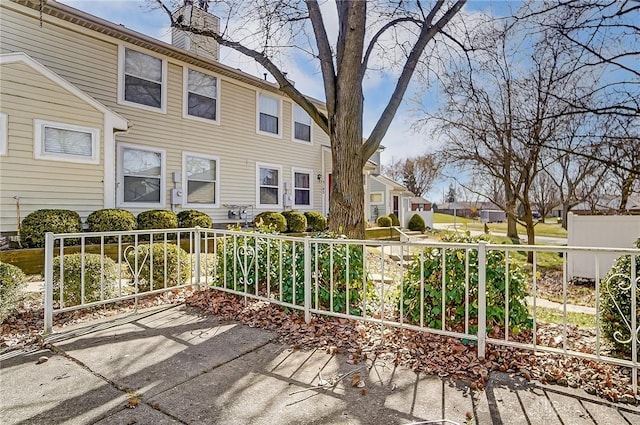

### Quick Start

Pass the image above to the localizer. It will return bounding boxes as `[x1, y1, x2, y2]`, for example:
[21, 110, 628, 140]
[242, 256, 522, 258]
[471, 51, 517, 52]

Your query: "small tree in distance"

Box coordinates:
[383, 153, 443, 197]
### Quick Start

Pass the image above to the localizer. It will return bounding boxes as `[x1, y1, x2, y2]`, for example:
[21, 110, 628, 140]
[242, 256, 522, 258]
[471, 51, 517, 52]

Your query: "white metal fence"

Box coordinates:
[44, 228, 640, 392]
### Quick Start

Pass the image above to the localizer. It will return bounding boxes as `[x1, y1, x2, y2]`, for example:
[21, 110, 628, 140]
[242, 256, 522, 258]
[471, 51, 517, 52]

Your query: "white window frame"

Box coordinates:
[117, 142, 166, 208]
[256, 92, 283, 138]
[33, 119, 100, 164]
[291, 103, 313, 144]
[256, 162, 282, 208]
[291, 167, 313, 209]
[183, 67, 220, 125]
[0, 112, 7, 156]
[118, 45, 167, 113]
[370, 192, 384, 205]
[182, 152, 220, 208]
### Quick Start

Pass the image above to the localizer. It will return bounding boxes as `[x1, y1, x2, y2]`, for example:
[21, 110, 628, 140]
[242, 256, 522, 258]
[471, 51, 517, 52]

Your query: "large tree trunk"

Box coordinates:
[327, 2, 366, 239]
[328, 120, 365, 237]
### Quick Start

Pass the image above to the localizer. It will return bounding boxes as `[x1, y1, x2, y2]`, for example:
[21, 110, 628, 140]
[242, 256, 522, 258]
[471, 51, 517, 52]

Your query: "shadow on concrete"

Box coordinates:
[2, 305, 639, 425]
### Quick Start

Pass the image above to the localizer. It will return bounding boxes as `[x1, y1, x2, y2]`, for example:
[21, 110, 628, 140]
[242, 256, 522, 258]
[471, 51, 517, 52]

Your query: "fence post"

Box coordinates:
[194, 227, 201, 290]
[304, 236, 312, 324]
[44, 232, 54, 335]
[477, 241, 487, 359]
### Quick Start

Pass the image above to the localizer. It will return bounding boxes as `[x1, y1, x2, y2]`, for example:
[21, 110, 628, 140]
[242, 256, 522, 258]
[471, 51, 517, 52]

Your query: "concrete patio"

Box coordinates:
[1, 305, 638, 424]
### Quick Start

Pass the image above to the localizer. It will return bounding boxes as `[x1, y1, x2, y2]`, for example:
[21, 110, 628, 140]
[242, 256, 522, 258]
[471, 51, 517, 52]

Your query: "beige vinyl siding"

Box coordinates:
[0, 62, 105, 232]
[1, 1, 332, 227]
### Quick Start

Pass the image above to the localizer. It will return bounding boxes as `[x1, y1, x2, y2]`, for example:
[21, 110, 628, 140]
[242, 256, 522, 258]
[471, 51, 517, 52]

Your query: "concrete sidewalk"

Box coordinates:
[1, 305, 639, 425]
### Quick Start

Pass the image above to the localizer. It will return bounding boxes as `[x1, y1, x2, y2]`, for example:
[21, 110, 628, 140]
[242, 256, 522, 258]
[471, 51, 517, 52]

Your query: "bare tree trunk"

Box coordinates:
[619, 173, 634, 213]
[522, 199, 536, 263]
[561, 204, 573, 230]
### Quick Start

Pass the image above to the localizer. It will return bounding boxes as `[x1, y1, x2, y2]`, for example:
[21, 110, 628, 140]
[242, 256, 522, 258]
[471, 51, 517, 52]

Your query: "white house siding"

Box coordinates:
[0, 1, 331, 230]
[0, 61, 105, 231]
[369, 178, 387, 221]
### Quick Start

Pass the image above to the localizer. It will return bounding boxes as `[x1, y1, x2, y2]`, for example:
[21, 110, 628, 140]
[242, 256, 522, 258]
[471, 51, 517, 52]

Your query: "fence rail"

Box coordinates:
[44, 227, 640, 393]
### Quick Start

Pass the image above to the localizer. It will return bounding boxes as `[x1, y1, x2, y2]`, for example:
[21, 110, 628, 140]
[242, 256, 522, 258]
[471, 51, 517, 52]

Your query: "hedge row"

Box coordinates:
[253, 211, 327, 233]
[19, 208, 328, 248]
[19, 209, 213, 248]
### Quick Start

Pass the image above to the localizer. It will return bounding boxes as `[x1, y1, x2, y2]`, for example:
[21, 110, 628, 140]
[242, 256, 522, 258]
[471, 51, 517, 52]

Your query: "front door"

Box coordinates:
[393, 195, 399, 217]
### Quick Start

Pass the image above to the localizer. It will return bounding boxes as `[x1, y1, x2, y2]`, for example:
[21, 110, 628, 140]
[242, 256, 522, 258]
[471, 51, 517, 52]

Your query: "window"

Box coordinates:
[34, 120, 99, 164]
[292, 169, 311, 207]
[183, 153, 219, 207]
[0, 112, 7, 156]
[184, 68, 219, 122]
[118, 144, 165, 206]
[257, 93, 281, 136]
[292, 104, 312, 143]
[119, 46, 166, 111]
[256, 163, 281, 207]
[370, 192, 384, 205]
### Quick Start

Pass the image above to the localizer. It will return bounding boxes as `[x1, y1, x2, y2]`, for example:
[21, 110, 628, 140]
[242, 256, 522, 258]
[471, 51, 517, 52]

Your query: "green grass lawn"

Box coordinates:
[433, 213, 567, 238]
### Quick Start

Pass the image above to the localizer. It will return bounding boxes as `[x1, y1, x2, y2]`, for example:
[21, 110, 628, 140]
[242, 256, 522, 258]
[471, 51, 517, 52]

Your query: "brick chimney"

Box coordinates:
[171, 1, 220, 61]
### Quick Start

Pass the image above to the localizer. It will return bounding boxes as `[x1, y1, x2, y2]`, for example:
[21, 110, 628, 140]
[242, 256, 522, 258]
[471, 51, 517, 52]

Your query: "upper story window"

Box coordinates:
[183, 152, 219, 207]
[118, 143, 165, 207]
[0, 112, 7, 156]
[293, 104, 312, 143]
[119, 46, 166, 112]
[34, 120, 99, 164]
[184, 68, 219, 122]
[257, 93, 281, 137]
[256, 163, 282, 207]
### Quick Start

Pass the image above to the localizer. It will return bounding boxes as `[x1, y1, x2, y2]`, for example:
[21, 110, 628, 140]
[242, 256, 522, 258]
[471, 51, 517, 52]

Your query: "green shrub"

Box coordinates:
[304, 211, 327, 232]
[86, 209, 136, 243]
[600, 238, 640, 355]
[388, 213, 400, 226]
[177, 210, 212, 228]
[137, 210, 178, 230]
[126, 243, 191, 292]
[401, 233, 531, 335]
[253, 212, 287, 233]
[20, 209, 82, 248]
[0, 262, 26, 321]
[213, 231, 369, 314]
[376, 216, 392, 227]
[408, 214, 426, 232]
[53, 254, 117, 307]
[282, 211, 308, 233]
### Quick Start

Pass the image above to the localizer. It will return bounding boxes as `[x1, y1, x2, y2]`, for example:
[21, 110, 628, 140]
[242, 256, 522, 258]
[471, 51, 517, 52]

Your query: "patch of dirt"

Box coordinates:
[533, 271, 596, 306]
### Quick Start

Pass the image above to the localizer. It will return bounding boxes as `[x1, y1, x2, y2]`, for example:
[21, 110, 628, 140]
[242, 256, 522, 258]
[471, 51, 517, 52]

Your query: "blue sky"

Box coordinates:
[59, 1, 512, 201]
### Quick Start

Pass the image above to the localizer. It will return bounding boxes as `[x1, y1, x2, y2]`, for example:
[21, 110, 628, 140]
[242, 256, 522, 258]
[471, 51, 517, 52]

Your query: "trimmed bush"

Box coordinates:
[86, 209, 136, 243]
[126, 243, 191, 292]
[20, 209, 82, 248]
[376, 216, 392, 227]
[53, 254, 117, 306]
[0, 262, 26, 321]
[253, 211, 287, 233]
[388, 213, 400, 226]
[137, 210, 178, 230]
[408, 214, 426, 232]
[402, 233, 531, 335]
[213, 230, 369, 314]
[304, 211, 327, 232]
[177, 210, 212, 228]
[601, 238, 640, 355]
[282, 211, 307, 233]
